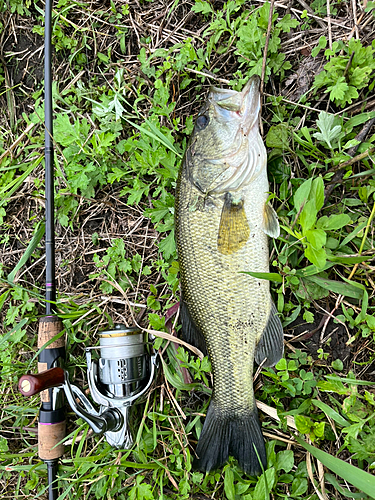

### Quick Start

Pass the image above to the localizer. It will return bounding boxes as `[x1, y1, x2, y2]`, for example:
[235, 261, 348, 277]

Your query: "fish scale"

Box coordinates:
[177, 180, 268, 409]
[175, 76, 284, 475]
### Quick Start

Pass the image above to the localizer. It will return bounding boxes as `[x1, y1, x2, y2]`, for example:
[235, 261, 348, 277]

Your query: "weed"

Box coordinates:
[313, 37, 375, 107]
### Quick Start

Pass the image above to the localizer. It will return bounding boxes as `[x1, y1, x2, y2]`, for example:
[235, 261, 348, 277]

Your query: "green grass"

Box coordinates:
[1, 0, 375, 499]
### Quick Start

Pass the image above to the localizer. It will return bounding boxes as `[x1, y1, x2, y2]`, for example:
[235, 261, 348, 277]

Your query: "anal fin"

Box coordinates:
[180, 299, 208, 356]
[255, 301, 284, 367]
[218, 193, 250, 255]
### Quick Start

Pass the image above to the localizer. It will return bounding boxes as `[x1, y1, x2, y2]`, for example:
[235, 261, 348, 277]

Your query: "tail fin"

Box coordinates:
[193, 401, 266, 476]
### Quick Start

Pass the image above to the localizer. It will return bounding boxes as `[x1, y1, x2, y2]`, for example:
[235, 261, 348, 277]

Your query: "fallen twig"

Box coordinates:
[0, 122, 37, 163]
[260, 0, 275, 98]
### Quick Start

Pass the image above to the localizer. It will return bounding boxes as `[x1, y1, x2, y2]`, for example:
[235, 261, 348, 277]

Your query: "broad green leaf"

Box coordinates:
[158, 230, 176, 259]
[305, 275, 364, 299]
[54, 113, 80, 146]
[343, 198, 363, 207]
[341, 275, 367, 293]
[129, 475, 154, 500]
[314, 421, 325, 438]
[275, 450, 294, 473]
[0, 289, 10, 310]
[297, 262, 336, 277]
[345, 111, 375, 133]
[283, 304, 301, 327]
[317, 213, 351, 230]
[276, 14, 299, 32]
[350, 66, 372, 87]
[224, 468, 236, 500]
[295, 437, 375, 499]
[305, 245, 326, 269]
[266, 124, 289, 149]
[294, 178, 312, 212]
[253, 468, 276, 499]
[144, 206, 170, 224]
[305, 229, 326, 249]
[291, 477, 308, 496]
[343, 138, 360, 150]
[311, 35, 327, 57]
[343, 85, 359, 105]
[0, 436, 9, 452]
[295, 415, 312, 434]
[326, 237, 339, 249]
[276, 358, 287, 370]
[236, 482, 251, 495]
[299, 199, 318, 232]
[318, 378, 349, 394]
[296, 278, 329, 301]
[310, 176, 325, 211]
[366, 314, 375, 329]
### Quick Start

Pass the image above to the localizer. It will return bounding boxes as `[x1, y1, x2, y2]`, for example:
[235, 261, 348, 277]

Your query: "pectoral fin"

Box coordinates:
[255, 302, 284, 367]
[218, 193, 250, 255]
[263, 203, 280, 238]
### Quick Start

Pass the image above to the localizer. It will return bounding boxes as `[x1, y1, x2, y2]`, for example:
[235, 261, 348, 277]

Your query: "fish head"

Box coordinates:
[187, 76, 266, 195]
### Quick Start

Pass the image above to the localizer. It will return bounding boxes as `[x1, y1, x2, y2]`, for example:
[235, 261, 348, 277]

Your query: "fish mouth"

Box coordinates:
[209, 76, 261, 134]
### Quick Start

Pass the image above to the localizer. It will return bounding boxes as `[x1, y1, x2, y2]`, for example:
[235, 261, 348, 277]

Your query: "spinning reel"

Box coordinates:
[20, 324, 158, 449]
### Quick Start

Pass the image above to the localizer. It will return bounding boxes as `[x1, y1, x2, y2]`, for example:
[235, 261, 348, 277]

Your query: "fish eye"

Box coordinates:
[196, 114, 209, 130]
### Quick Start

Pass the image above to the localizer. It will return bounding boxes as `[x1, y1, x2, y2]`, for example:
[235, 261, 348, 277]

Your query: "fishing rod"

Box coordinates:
[18, 3, 158, 494]
[18, 1, 66, 499]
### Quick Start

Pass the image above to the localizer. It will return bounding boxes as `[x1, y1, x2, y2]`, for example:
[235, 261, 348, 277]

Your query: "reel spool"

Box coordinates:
[20, 324, 158, 449]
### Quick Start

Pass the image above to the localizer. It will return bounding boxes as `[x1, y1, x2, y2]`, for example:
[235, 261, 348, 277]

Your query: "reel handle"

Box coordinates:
[19, 367, 64, 397]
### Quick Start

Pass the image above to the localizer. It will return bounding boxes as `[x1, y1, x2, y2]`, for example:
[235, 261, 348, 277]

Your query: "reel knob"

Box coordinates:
[19, 367, 65, 397]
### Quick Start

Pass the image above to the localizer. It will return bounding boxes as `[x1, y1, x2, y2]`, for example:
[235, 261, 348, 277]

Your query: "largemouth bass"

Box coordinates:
[175, 76, 284, 475]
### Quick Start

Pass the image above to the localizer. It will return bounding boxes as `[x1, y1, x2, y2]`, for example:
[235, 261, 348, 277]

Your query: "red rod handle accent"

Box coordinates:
[19, 367, 64, 396]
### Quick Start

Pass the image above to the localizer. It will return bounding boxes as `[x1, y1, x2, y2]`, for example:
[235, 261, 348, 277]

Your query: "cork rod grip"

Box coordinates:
[19, 367, 64, 396]
[37, 316, 65, 349]
[38, 421, 66, 460]
[37, 315, 66, 461]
